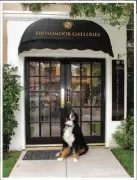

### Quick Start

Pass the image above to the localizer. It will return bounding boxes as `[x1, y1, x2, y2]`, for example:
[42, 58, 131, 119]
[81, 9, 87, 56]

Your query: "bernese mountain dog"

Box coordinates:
[56, 110, 89, 162]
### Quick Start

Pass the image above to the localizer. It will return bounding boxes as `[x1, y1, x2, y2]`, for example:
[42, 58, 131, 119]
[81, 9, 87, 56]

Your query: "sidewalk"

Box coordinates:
[9, 148, 130, 178]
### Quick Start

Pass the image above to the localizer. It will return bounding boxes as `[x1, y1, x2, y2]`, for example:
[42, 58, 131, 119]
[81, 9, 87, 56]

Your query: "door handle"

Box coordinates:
[61, 88, 65, 108]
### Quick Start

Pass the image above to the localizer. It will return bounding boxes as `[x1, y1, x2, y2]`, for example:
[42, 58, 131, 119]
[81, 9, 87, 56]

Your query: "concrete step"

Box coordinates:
[25, 143, 105, 151]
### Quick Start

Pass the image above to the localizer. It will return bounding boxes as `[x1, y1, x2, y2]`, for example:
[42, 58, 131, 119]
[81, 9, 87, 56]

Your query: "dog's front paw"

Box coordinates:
[73, 158, 78, 163]
[55, 152, 61, 157]
[57, 157, 64, 161]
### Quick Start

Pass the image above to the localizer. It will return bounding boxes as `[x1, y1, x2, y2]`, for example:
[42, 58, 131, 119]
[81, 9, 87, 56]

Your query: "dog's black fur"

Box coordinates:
[58, 110, 88, 159]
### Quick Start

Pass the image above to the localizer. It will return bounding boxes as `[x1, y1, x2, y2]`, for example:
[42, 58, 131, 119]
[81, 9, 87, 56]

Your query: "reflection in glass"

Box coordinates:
[40, 77, 50, 91]
[51, 77, 60, 91]
[72, 92, 80, 106]
[40, 63, 50, 76]
[92, 108, 101, 121]
[51, 62, 60, 76]
[52, 123, 60, 136]
[92, 63, 101, 76]
[82, 78, 91, 91]
[40, 92, 50, 106]
[82, 123, 90, 136]
[51, 92, 60, 107]
[41, 107, 50, 122]
[30, 108, 39, 122]
[71, 64, 80, 76]
[92, 122, 101, 136]
[30, 123, 39, 137]
[51, 107, 60, 122]
[71, 77, 80, 91]
[41, 123, 50, 137]
[82, 92, 91, 106]
[30, 77, 39, 91]
[30, 93, 39, 107]
[92, 78, 101, 106]
[82, 108, 90, 121]
[82, 64, 90, 76]
[30, 62, 39, 76]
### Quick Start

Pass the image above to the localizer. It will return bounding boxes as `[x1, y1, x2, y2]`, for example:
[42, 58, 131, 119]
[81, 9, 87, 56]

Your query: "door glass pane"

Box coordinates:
[51, 91, 60, 107]
[51, 62, 60, 76]
[41, 123, 50, 137]
[51, 77, 60, 91]
[30, 108, 39, 122]
[40, 63, 50, 76]
[92, 63, 101, 76]
[30, 93, 39, 107]
[72, 92, 80, 106]
[51, 107, 60, 122]
[41, 108, 50, 122]
[30, 77, 39, 91]
[82, 64, 90, 76]
[71, 77, 80, 91]
[40, 77, 50, 91]
[52, 123, 60, 137]
[82, 108, 90, 121]
[82, 123, 90, 136]
[30, 123, 39, 137]
[82, 78, 91, 91]
[41, 92, 50, 107]
[82, 92, 91, 106]
[71, 64, 80, 76]
[82, 78, 91, 106]
[92, 122, 101, 136]
[92, 78, 101, 106]
[92, 108, 101, 121]
[30, 62, 39, 76]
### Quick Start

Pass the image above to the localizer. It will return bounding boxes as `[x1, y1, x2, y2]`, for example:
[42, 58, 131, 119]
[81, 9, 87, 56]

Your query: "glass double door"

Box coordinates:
[25, 58, 105, 144]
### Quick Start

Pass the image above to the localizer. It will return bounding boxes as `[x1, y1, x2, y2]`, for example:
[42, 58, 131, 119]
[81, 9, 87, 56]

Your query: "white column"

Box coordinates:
[105, 55, 112, 147]
[20, 56, 26, 150]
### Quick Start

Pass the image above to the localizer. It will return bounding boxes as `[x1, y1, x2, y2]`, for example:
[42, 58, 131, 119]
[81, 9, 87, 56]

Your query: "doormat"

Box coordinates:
[23, 150, 59, 160]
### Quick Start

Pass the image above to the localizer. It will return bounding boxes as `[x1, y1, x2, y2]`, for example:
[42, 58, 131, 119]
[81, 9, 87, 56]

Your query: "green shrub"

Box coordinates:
[113, 115, 134, 150]
[3, 64, 23, 152]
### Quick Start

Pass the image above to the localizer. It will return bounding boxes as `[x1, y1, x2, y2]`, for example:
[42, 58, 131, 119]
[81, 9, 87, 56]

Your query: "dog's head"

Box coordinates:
[65, 110, 79, 126]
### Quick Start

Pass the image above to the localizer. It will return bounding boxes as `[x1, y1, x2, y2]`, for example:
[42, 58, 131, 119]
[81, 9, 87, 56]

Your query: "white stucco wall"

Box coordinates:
[4, 11, 127, 150]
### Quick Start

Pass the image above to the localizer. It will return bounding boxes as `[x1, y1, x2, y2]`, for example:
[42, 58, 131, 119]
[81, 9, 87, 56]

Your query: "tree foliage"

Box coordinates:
[22, 3, 49, 11]
[3, 64, 23, 152]
[69, 3, 133, 26]
[113, 115, 134, 150]
[22, 3, 134, 26]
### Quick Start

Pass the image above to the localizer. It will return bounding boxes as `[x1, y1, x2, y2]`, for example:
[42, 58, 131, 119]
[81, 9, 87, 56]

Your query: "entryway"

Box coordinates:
[25, 57, 105, 144]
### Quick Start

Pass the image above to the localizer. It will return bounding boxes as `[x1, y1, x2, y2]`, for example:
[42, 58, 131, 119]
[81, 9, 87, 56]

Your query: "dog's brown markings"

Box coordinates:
[73, 149, 79, 160]
[79, 148, 86, 155]
[73, 153, 79, 159]
[60, 147, 70, 158]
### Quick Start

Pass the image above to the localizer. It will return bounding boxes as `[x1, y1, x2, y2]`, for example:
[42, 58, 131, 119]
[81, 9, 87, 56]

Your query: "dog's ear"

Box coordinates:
[74, 112, 79, 124]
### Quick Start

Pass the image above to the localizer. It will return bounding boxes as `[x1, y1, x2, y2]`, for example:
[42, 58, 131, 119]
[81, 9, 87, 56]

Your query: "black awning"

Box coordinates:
[18, 18, 114, 57]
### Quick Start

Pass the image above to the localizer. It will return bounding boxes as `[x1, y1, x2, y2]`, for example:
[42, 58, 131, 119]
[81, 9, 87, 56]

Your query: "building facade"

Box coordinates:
[3, 4, 128, 150]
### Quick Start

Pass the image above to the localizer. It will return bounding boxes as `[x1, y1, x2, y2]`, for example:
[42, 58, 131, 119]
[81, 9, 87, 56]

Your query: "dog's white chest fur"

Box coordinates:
[63, 127, 74, 147]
